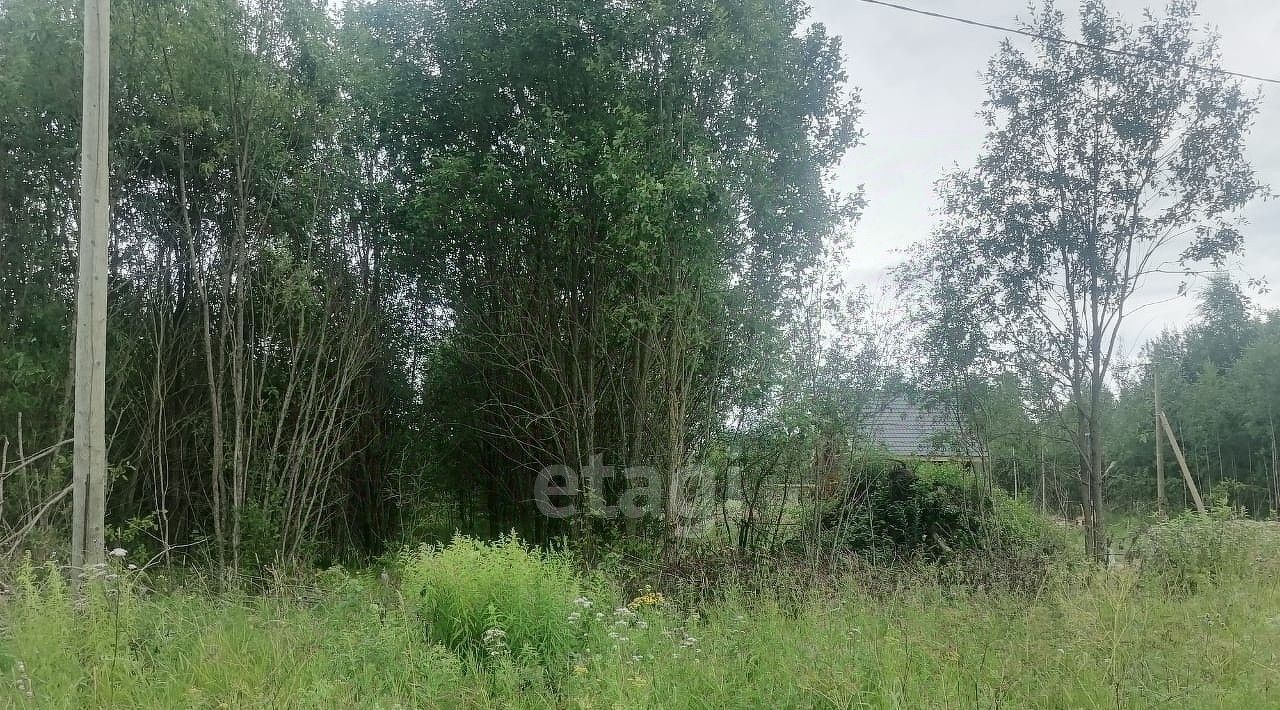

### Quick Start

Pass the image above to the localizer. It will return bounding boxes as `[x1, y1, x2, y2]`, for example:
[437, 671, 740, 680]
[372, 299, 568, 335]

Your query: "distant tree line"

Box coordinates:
[946, 275, 1279, 524]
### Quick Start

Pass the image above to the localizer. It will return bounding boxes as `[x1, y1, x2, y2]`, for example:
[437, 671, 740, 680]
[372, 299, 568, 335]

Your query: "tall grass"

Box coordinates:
[2, 524, 1279, 708]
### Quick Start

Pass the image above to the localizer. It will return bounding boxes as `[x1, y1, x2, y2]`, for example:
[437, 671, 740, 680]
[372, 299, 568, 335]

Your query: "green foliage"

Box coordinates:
[1, 559, 478, 707]
[1105, 277, 1280, 517]
[398, 534, 592, 667]
[350, 0, 861, 543]
[1132, 500, 1270, 592]
[6, 545, 1280, 708]
[900, 0, 1267, 560]
[2, 553, 147, 706]
[820, 459, 1058, 563]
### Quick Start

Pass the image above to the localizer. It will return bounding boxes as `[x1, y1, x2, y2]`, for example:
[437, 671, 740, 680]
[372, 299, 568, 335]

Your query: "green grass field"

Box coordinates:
[3, 521, 1279, 709]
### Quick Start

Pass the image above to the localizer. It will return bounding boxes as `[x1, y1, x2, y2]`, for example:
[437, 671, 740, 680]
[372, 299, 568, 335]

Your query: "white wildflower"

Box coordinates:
[482, 627, 510, 657]
[109, 547, 127, 558]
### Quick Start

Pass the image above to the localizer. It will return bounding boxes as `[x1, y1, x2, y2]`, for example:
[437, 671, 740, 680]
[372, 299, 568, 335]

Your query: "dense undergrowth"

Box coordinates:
[3, 508, 1279, 709]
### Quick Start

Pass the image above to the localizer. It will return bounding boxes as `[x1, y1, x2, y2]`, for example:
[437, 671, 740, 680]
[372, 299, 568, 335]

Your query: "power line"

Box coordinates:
[858, 0, 1280, 86]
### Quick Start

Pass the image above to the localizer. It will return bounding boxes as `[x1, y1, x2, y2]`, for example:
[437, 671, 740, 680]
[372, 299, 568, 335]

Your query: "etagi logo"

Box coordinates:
[534, 457, 667, 519]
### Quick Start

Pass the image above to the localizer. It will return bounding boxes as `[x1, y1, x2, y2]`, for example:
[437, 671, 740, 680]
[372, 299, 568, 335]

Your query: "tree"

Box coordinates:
[1183, 273, 1255, 374]
[351, 0, 861, 543]
[905, 0, 1265, 560]
[2, 0, 408, 565]
[1, 0, 859, 563]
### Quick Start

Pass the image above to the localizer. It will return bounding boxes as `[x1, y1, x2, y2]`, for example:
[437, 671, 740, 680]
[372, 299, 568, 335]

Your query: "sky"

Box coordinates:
[807, 0, 1280, 358]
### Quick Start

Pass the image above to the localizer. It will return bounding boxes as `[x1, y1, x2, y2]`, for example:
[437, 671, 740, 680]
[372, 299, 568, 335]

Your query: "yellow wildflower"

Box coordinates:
[629, 586, 666, 609]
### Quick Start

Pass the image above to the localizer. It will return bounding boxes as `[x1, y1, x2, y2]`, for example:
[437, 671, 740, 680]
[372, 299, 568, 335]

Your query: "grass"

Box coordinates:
[3, 528, 1279, 708]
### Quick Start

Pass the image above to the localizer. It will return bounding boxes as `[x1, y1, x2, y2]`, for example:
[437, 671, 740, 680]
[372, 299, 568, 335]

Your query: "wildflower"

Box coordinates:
[629, 589, 666, 609]
[109, 547, 127, 558]
[482, 627, 509, 656]
[635, 620, 648, 630]
[15, 660, 31, 699]
[568, 611, 581, 622]
[573, 596, 593, 609]
[483, 628, 507, 642]
[127, 563, 138, 571]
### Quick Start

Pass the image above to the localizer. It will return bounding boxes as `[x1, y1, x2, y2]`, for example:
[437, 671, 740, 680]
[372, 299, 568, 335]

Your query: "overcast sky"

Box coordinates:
[807, 0, 1280, 358]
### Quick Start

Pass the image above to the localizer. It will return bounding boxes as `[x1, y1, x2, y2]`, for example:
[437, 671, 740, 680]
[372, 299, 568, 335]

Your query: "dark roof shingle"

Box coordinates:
[859, 396, 969, 457]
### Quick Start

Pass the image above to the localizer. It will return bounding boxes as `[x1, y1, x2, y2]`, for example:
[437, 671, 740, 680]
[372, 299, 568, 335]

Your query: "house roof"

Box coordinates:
[859, 396, 972, 458]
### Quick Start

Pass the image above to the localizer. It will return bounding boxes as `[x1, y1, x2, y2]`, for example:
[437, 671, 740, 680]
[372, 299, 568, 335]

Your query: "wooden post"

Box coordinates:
[1159, 412, 1206, 514]
[1039, 439, 1047, 515]
[1270, 409, 1278, 514]
[72, 0, 110, 580]
[1154, 367, 1165, 515]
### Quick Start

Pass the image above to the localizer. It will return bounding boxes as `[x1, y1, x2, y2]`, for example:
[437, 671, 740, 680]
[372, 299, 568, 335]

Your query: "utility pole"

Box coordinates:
[1039, 438, 1047, 515]
[72, 0, 110, 582]
[1154, 365, 1166, 516]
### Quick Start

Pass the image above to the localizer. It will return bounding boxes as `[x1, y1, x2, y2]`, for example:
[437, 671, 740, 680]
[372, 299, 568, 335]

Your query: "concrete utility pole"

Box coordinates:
[72, 0, 110, 579]
[1039, 439, 1047, 515]
[1154, 366, 1166, 516]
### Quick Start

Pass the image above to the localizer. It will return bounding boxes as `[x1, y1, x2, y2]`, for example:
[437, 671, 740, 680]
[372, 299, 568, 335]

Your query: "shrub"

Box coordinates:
[1131, 499, 1263, 592]
[399, 533, 588, 667]
[818, 459, 1058, 564]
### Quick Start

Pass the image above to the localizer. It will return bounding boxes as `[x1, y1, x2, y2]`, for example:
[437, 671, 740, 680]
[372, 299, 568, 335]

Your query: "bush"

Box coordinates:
[399, 533, 590, 667]
[818, 459, 1058, 563]
[1131, 500, 1264, 592]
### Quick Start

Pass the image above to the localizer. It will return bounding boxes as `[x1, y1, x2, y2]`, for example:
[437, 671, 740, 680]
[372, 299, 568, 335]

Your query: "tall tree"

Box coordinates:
[1184, 273, 1254, 373]
[351, 0, 860, 543]
[905, 0, 1265, 559]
